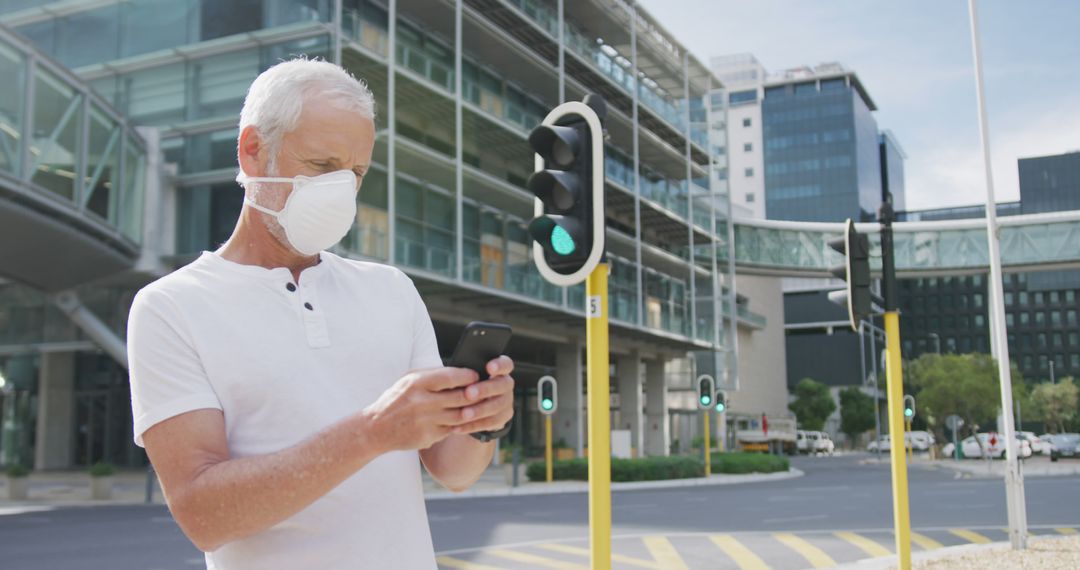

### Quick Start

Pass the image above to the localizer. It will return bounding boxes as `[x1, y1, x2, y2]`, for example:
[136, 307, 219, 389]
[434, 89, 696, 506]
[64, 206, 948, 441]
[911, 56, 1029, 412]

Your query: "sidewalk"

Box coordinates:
[830, 535, 1080, 570]
[1, 464, 803, 510]
[928, 456, 1080, 479]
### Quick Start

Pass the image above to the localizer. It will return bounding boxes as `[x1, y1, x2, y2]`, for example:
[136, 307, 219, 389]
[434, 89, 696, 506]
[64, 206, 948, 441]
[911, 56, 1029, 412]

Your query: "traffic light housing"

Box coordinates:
[714, 391, 726, 414]
[527, 97, 606, 287]
[827, 218, 872, 331]
[903, 395, 915, 419]
[538, 375, 558, 415]
[697, 375, 716, 410]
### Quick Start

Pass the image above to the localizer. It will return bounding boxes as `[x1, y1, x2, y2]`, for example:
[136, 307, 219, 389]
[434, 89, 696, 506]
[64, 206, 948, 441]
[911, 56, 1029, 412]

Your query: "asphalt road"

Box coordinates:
[2, 455, 1078, 569]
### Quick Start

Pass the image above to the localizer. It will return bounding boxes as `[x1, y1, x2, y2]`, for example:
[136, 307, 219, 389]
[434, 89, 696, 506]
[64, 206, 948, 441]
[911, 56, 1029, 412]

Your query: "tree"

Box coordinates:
[839, 387, 876, 448]
[906, 353, 1026, 451]
[789, 378, 836, 431]
[1030, 378, 1079, 433]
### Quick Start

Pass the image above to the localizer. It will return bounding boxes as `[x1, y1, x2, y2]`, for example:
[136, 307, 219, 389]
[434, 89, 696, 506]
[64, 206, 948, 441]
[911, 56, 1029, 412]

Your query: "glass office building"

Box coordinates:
[0, 0, 767, 469]
[762, 69, 884, 223]
[897, 153, 1080, 383]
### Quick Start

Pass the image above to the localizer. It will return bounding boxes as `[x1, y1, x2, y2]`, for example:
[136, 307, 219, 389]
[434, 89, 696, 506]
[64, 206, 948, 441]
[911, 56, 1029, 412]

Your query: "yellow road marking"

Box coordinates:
[835, 531, 891, 557]
[710, 534, 771, 570]
[774, 533, 836, 568]
[910, 532, 945, 550]
[1056, 527, 1079, 535]
[536, 543, 662, 569]
[486, 549, 588, 569]
[436, 556, 505, 570]
[642, 536, 690, 570]
[949, 529, 992, 544]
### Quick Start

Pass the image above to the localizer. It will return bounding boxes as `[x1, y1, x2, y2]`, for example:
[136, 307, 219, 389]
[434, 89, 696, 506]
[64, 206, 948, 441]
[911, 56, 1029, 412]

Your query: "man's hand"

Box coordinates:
[418, 356, 516, 492]
[452, 355, 515, 436]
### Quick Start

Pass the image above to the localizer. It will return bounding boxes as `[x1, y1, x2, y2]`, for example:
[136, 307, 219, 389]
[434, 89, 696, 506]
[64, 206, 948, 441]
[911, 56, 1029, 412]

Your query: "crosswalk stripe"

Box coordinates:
[436, 556, 505, 570]
[536, 543, 662, 569]
[486, 549, 588, 569]
[709, 534, 770, 570]
[642, 536, 690, 570]
[835, 531, 891, 557]
[774, 533, 836, 568]
[910, 532, 945, 550]
[1056, 527, 1079, 535]
[949, 529, 992, 544]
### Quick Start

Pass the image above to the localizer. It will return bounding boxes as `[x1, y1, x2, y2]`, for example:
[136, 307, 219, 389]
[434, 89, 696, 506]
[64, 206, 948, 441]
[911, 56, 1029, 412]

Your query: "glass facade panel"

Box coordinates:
[84, 105, 123, 222]
[121, 0, 196, 58]
[30, 67, 83, 201]
[0, 42, 24, 176]
[121, 138, 146, 243]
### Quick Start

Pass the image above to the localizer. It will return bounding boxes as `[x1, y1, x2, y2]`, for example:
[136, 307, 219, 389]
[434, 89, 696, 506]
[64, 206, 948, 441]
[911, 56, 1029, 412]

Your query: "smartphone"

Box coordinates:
[448, 321, 512, 441]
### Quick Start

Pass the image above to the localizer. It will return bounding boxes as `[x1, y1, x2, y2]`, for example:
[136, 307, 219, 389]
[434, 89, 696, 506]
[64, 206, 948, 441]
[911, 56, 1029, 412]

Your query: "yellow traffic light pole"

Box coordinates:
[545, 415, 553, 483]
[586, 263, 611, 570]
[885, 314, 912, 569]
[704, 412, 711, 477]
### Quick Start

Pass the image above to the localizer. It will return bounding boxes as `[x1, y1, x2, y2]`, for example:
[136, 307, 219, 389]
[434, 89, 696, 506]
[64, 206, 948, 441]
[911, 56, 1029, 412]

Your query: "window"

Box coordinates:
[742, 117, 752, 127]
[1068, 310, 1077, 326]
[1005, 292, 1013, 306]
[1035, 292, 1045, 305]
[745, 192, 755, 203]
[744, 167, 754, 177]
[1020, 312, 1030, 325]
[1050, 291, 1061, 304]
[743, 142, 753, 152]
[1019, 291, 1029, 305]
[1052, 311, 1062, 326]
[1054, 333, 1063, 348]
[1072, 354, 1080, 370]
[975, 314, 985, 327]
[1005, 313, 1014, 327]
[973, 294, 983, 308]
[1038, 333, 1048, 349]
[729, 90, 757, 105]
[1067, 290, 1076, 303]
[1071, 332, 1080, 347]
[1035, 311, 1046, 326]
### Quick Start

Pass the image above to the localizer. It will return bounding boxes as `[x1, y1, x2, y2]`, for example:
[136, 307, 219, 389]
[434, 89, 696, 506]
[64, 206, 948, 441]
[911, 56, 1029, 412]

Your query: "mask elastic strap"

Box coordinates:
[243, 176, 296, 184]
[244, 197, 282, 218]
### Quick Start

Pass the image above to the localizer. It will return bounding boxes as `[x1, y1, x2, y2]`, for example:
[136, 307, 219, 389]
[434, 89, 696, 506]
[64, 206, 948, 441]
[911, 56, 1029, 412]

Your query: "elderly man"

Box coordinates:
[127, 58, 515, 569]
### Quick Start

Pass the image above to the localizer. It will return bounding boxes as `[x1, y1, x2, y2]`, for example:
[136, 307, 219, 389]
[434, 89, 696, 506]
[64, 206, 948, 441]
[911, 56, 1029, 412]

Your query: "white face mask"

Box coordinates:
[243, 169, 358, 256]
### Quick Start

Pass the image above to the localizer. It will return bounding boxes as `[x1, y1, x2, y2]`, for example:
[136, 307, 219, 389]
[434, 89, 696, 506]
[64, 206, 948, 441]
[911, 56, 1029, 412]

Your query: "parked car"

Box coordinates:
[942, 433, 1032, 459]
[1018, 431, 1049, 455]
[867, 435, 890, 452]
[796, 430, 810, 453]
[1047, 433, 1080, 462]
[814, 432, 835, 455]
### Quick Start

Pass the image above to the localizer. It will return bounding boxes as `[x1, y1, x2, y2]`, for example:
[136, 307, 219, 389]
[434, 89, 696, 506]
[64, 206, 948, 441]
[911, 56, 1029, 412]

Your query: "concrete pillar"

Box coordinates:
[644, 357, 670, 456]
[34, 352, 75, 470]
[553, 342, 584, 457]
[616, 352, 644, 458]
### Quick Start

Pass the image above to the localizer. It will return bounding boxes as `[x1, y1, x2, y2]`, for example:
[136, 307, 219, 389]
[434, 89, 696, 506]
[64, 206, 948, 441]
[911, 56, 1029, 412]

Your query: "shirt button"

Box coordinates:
[304, 302, 314, 311]
[286, 283, 296, 292]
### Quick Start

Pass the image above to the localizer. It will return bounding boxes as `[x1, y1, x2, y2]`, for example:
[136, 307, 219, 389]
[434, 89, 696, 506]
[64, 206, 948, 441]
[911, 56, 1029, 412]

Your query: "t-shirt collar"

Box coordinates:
[200, 250, 330, 283]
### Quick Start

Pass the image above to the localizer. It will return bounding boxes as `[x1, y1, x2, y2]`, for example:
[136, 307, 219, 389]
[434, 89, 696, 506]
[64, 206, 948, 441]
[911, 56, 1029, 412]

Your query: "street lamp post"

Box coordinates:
[1050, 360, 1056, 384]
[929, 333, 941, 355]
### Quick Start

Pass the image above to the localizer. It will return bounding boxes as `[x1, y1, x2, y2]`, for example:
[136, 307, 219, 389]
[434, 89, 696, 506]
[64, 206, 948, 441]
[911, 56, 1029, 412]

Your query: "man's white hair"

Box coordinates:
[236, 57, 375, 182]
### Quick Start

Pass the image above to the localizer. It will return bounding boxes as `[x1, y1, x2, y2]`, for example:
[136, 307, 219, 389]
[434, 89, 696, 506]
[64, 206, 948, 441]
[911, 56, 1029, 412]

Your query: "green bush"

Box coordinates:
[526, 456, 705, 482]
[690, 436, 717, 450]
[5, 463, 30, 478]
[88, 462, 116, 477]
[709, 452, 789, 474]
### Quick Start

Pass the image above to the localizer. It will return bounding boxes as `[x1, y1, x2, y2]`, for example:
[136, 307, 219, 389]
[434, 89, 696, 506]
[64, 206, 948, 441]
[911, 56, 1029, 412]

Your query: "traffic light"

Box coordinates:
[903, 395, 915, 419]
[538, 376, 558, 415]
[697, 375, 716, 410]
[527, 96, 606, 287]
[827, 218, 872, 331]
[714, 391, 726, 414]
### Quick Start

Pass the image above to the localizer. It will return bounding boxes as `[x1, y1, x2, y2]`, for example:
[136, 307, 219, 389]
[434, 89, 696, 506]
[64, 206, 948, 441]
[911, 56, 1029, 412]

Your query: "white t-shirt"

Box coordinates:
[127, 251, 443, 570]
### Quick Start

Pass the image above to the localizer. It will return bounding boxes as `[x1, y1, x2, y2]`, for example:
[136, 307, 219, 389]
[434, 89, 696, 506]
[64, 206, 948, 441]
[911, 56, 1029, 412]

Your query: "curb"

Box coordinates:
[423, 468, 803, 501]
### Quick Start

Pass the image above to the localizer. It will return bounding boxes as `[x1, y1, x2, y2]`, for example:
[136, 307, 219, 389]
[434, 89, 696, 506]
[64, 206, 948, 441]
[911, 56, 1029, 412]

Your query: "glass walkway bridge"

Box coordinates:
[731, 212, 1080, 278]
[0, 25, 146, 293]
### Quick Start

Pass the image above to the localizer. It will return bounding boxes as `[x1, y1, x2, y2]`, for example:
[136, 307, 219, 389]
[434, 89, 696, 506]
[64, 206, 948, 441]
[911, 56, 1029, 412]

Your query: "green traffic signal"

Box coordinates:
[715, 401, 725, 413]
[541, 398, 554, 411]
[700, 394, 712, 406]
[904, 408, 914, 418]
[551, 225, 576, 255]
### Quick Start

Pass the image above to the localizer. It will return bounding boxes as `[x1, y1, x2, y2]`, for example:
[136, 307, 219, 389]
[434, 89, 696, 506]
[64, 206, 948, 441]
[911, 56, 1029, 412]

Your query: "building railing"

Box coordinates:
[0, 25, 146, 246]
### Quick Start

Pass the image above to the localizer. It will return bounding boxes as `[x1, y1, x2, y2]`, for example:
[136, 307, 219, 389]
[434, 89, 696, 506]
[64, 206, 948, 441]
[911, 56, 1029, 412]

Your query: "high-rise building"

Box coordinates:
[0, 1, 787, 470]
[896, 151, 1080, 382]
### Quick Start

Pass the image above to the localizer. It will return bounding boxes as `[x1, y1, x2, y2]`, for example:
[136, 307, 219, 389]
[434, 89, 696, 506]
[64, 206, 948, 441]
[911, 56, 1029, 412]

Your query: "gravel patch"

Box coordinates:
[912, 536, 1080, 570]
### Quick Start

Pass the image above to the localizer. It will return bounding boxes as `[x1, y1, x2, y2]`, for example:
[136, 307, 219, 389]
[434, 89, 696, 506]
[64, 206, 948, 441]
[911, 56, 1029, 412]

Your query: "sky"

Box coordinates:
[635, 0, 1080, 211]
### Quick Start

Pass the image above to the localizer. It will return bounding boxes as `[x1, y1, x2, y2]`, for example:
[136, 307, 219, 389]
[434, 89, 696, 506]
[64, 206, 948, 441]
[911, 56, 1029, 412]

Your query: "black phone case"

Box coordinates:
[448, 322, 513, 442]
[448, 322, 513, 379]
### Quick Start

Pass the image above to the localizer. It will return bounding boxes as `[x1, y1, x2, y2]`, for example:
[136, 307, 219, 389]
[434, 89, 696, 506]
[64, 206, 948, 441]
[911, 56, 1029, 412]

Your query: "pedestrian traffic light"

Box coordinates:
[697, 375, 716, 410]
[903, 395, 915, 419]
[827, 218, 872, 332]
[714, 391, 726, 414]
[537, 375, 558, 415]
[527, 96, 606, 287]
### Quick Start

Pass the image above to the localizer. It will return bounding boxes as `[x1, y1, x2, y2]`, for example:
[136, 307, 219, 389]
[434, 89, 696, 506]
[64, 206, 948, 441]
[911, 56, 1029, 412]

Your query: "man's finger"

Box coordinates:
[423, 367, 479, 391]
[454, 408, 514, 436]
[485, 355, 514, 377]
[463, 375, 514, 402]
[456, 393, 511, 425]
